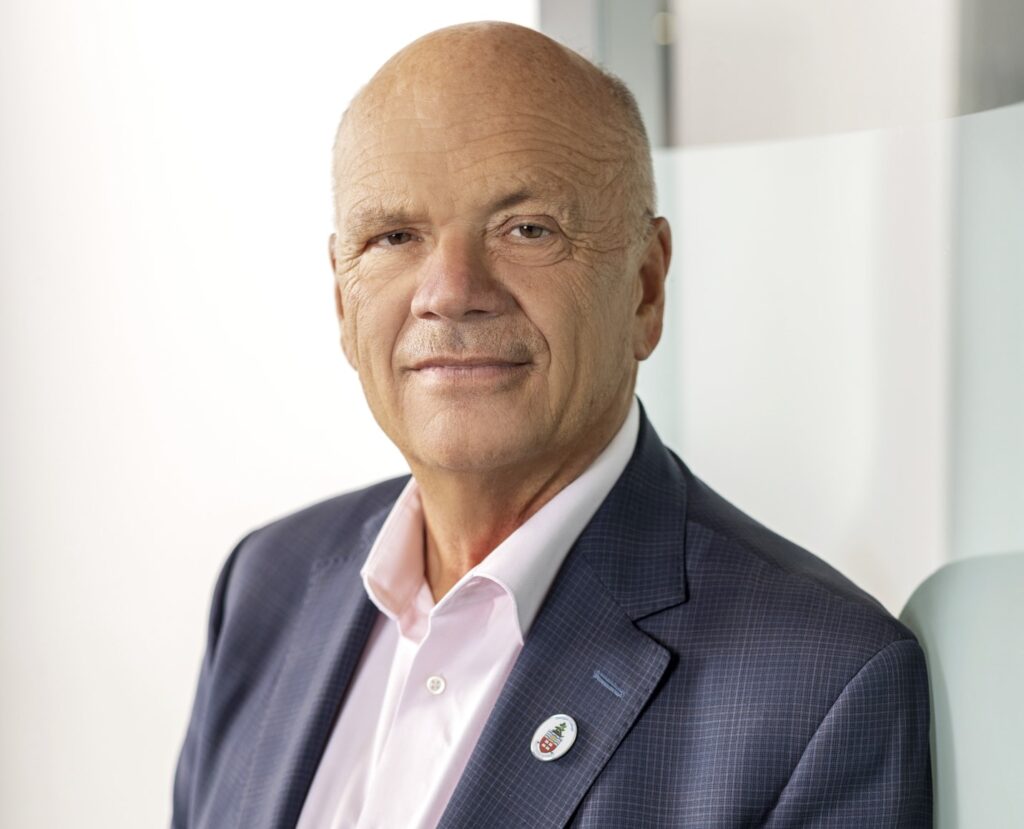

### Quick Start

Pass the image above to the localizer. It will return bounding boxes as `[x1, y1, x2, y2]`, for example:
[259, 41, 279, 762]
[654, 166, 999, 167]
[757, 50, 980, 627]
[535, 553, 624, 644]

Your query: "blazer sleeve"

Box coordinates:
[170, 531, 253, 829]
[762, 637, 933, 828]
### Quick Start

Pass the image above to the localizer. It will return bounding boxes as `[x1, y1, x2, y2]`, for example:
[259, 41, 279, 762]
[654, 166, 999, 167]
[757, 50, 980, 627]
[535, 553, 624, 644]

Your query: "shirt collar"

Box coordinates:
[360, 396, 641, 638]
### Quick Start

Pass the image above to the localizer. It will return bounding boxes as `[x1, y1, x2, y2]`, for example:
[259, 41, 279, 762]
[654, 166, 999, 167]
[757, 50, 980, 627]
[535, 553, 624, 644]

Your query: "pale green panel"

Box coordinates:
[901, 552, 1024, 829]
[951, 101, 1024, 561]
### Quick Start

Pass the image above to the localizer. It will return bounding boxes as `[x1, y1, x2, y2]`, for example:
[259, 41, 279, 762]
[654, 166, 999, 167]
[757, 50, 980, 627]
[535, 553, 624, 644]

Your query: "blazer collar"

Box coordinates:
[438, 407, 689, 828]
[575, 403, 689, 619]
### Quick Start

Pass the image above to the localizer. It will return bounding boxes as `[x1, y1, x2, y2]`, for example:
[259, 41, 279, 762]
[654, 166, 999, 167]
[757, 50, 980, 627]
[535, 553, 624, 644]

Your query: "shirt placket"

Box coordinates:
[357, 579, 516, 828]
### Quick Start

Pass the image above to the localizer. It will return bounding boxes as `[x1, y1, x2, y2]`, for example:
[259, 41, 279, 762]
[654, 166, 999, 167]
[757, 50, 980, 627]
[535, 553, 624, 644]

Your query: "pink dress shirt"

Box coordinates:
[295, 398, 640, 829]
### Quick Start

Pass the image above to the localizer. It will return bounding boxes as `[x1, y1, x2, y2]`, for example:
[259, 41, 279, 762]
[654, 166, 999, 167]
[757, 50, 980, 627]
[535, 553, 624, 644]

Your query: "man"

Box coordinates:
[172, 22, 931, 829]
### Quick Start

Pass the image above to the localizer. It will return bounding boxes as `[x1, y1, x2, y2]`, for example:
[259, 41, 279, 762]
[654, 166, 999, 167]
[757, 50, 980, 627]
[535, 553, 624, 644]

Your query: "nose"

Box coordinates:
[410, 231, 510, 322]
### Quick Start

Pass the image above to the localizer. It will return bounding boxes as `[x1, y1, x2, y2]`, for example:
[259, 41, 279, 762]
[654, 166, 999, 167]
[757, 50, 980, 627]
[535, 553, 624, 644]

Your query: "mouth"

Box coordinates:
[410, 356, 530, 370]
[407, 357, 532, 384]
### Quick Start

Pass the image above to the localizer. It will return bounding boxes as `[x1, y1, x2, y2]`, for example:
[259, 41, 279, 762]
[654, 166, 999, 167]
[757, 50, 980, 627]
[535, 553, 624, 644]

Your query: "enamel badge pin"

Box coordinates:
[530, 714, 578, 761]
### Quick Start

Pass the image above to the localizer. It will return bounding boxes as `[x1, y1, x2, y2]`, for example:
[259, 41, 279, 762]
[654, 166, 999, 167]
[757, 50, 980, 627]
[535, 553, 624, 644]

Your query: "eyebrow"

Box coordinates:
[489, 190, 533, 214]
[342, 188, 580, 239]
[488, 189, 582, 227]
[343, 203, 416, 239]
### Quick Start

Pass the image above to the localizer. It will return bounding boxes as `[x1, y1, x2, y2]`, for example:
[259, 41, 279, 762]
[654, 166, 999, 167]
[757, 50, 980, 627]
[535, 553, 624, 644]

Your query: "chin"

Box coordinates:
[409, 420, 540, 474]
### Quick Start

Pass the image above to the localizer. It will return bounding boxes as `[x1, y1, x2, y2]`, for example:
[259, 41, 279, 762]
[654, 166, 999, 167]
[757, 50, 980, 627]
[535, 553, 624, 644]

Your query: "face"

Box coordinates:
[330, 64, 669, 478]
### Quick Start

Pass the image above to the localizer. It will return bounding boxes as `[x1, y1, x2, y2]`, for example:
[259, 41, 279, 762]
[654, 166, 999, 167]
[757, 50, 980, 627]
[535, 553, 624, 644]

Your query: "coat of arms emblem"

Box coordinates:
[531, 713, 577, 761]
[538, 721, 568, 755]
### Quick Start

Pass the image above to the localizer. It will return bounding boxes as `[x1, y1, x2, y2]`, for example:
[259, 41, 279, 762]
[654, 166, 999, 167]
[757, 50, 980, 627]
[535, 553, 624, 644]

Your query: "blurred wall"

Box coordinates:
[655, 0, 958, 611]
[950, 101, 1024, 562]
[671, 0, 959, 145]
[546, 0, 1023, 612]
[0, 3, 538, 828]
[649, 126, 953, 614]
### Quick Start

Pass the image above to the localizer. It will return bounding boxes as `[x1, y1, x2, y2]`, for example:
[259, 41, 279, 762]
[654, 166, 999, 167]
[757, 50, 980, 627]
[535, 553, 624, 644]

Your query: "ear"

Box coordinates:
[329, 233, 358, 370]
[632, 217, 672, 361]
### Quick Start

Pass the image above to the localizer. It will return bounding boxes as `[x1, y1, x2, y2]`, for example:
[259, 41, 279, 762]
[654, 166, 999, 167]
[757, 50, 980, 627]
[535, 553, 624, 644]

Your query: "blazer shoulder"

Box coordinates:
[218, 474, 408, 616]
[245, 473, 409, 561]
[676, 454, 916, 654]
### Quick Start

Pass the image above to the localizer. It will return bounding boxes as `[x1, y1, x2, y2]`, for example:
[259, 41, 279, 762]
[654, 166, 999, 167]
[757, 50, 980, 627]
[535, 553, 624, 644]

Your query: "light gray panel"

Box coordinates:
[540, 0, 670, 146]
[959, 0, 1024, 113]
[539, 0, 600, 58]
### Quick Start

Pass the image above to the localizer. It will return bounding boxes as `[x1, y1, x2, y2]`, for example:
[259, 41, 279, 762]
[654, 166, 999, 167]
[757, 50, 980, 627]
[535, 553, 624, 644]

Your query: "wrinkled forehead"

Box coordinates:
[341, 102, 612, 174]
[333, 85, 628, 220]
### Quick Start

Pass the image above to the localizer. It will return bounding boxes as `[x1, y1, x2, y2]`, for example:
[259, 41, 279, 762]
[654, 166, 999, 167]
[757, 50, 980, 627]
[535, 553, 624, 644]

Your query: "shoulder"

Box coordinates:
[237, 474, 408, 571]
[574, 439, 930, 823]
[215, 474, 408, 626]
[668, 451, 919, 682]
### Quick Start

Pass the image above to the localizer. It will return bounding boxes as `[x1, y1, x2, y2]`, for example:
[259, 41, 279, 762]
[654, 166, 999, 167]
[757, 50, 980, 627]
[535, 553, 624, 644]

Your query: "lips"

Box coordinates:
[409, 357, 530, 371]
[405, 356, 532, 387]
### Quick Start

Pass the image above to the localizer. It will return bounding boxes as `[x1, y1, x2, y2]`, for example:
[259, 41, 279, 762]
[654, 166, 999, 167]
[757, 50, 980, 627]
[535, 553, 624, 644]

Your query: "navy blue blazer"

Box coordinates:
[172, 409, 932, 827]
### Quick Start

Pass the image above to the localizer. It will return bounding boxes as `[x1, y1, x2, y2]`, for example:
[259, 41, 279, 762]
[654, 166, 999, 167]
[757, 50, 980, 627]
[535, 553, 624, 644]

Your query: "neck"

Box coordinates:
[413, 397, 633, 602]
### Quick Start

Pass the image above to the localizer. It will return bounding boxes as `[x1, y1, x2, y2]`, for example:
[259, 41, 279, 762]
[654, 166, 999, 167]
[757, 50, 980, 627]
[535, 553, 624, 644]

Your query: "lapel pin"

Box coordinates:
[530, 714, 577, 761]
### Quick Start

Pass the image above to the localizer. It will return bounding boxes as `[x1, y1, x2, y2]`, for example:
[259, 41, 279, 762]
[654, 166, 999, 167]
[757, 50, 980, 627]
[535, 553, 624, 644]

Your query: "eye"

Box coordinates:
[510, 223, 550, 240]
[372, 231, 416, 247]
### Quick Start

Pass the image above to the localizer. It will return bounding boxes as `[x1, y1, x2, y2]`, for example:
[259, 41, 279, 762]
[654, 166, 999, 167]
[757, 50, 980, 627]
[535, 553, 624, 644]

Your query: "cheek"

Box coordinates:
[342, 275, 410, 384]
[532, 269, 634, 387]
[514, 273, 603, 382]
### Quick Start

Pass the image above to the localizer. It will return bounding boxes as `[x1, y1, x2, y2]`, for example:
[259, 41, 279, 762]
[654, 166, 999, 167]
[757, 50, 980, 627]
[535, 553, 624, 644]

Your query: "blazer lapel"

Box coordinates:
[439, 411, 689, 828]
[236, 494, 397, 829]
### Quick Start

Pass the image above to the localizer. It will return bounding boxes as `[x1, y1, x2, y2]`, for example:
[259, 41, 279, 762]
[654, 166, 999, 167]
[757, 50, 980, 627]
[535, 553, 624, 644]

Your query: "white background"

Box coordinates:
[0, 3, 537, 826]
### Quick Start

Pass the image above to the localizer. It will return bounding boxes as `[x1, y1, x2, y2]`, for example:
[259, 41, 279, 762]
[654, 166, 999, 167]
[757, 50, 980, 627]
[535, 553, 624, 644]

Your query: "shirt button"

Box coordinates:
[426, 675, 446, 695]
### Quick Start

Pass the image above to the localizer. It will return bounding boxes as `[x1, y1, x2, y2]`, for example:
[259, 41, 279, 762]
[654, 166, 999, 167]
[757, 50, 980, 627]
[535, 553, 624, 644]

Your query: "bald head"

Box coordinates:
[331, 22, 655, 240]
[325, 20, 672, 485]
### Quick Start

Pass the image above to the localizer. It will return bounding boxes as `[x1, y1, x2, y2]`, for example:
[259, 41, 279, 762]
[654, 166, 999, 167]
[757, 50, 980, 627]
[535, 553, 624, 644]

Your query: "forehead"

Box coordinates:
[334, 88, 625, 220]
